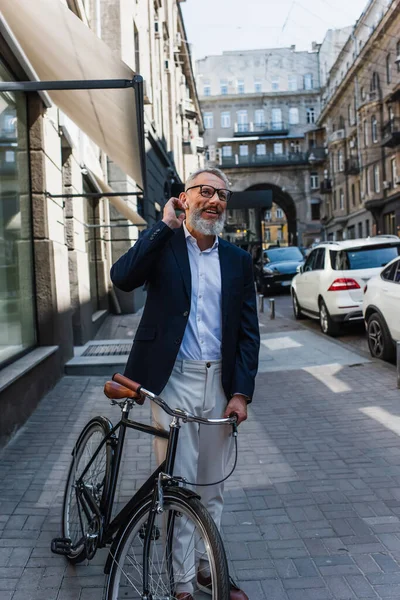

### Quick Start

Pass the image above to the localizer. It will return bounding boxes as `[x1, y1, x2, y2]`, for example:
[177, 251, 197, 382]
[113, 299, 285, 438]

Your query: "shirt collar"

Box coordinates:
[183, 221, 219, 250]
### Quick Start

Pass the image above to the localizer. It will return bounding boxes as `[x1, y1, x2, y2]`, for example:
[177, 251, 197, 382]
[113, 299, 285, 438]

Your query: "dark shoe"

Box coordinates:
[197, 572, 249, 599]
[176, 593, 194, 600]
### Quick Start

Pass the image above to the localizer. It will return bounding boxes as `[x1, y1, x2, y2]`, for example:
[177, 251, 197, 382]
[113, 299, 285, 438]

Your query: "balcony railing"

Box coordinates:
[220, 152, 308, 168]
[320, 179, 332, 194]
[328, 129, 345, 143]
[307, 147, 327, 164]
[344, 157, 360, 175]
[382, 117, 400, 148]
[234, 121, 289, 136]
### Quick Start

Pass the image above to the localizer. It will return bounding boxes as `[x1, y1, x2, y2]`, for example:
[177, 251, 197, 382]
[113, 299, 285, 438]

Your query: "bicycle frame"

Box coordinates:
[72, 400, 185, 596]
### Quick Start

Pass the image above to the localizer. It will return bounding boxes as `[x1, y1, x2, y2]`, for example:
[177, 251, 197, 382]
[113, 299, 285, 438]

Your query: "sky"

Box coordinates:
[181, 0, 370, 61]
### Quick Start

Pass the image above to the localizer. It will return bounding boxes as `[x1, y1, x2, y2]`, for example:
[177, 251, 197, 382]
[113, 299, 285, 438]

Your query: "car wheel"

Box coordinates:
[367, 312, 395, 362]
[319, 299, 339, 337]
[292, 292, 304, 320]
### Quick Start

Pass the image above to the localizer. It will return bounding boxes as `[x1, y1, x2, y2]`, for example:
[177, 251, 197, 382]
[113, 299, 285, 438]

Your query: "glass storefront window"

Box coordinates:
[0, 61, 36, 366]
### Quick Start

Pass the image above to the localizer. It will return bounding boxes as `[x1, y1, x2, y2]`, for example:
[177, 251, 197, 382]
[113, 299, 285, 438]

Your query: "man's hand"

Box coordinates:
[223, 394, 248, 425]
[162, 197, 186, 229]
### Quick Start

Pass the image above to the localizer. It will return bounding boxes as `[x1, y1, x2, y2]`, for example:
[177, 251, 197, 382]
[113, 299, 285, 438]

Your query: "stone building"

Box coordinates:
[196, 46, 323, 247]
[316, 0, 400, 240]
[0, 0, 203, 444]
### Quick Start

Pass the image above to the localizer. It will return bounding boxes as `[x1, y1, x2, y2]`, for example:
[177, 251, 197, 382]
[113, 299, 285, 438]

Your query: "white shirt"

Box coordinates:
[177, 222, 222, 361]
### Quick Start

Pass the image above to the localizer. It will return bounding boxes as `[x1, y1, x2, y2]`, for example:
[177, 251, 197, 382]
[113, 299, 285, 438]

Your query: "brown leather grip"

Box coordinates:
[104, 381, 138, 400]
[112, 373, 144, 404]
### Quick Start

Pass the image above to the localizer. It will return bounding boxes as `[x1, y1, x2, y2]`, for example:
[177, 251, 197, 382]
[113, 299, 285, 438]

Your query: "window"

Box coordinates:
[363, 119, 368, 146]
[306, 107, 315, 124]
[277, 229, 282, 241]
[371, 115, 378, 143]
[288, 75, 297, 91]
[392, 157, 398, 185]
[348, 103, 355, 126]
[381, 258, 399, 281]
[289, 107, 299, 125]
[366, 167, 370, 195]
[236, 110, 248, 132]
[254, 79, 262, 93]
[338, 151, 344, 172]
[310, 172, 319, 189]
[386, 53, 392, 84]
[220, 80, 228, 95]
[347, 225, 355, 240]
[384, 212, 397, 236]
[330, 245, 400, 270]
[237, 79, 245, 94]
[333, 191, 337, 211]
[276, 208, 284, 218]
[256, 144, 266, 155]
[352, 183, 356, 207]
[271, 76, 279, 91]
[203, 81, 211, 96]
[265, 210, 271, 221]
[220, 112, 231, 128]
[358, 222, 363, 238]
[339, 189, 344, 209]
[265, 228, 271, 241]
[303, 250, 319, 272]
[366, 219, 370, 237]
[239, 145, 249, 156]
[5, 150, 15, 162]
[203, 112, 213, 129]
[397, 41, 400, 73]
[304, 73, 313, 90]
[311, 202, 321, 221]
[271, 108, 282, 129]
[208, 145, 216, 161]
[274, 142, 283, 155]
[254, 109, 265, 126]
[374, 164, 380, 193]
[221, 145, 232, 157]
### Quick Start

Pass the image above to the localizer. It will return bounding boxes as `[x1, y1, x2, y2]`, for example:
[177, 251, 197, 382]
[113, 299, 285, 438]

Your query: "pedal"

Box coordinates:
[51, 537, 72, 556]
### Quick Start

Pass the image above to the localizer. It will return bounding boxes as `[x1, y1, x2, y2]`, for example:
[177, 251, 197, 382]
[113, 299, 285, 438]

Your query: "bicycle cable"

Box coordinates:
[180, 435, 238, 488]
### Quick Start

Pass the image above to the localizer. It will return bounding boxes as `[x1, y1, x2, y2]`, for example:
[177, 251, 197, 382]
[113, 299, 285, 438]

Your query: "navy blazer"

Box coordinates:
[110, 221, 260, 402]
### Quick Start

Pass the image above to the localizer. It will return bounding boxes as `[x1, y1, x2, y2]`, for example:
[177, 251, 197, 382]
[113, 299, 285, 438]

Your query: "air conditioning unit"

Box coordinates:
[383, 180, 392, 190]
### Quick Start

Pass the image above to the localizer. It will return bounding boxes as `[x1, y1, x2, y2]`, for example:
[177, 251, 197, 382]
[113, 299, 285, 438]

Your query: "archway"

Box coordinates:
[245, 183, 297, 246]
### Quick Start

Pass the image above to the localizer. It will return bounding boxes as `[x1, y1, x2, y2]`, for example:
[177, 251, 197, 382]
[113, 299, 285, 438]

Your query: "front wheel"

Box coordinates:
[292, 291, 304, 320]
[62, 418, 113, 563]
[319, 299, 339, 337]
[367, 312, 395, 362]
[106, 489, 229, 600]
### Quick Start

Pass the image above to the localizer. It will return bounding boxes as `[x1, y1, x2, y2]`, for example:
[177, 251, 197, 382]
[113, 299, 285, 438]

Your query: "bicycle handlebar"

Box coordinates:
[111, 373, 238, 427]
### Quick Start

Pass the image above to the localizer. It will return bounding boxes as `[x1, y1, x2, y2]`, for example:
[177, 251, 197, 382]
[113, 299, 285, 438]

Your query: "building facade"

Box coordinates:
[197, 46, 324, 247]
[0, 0, 203, 444]
[316, 0, 400, 240]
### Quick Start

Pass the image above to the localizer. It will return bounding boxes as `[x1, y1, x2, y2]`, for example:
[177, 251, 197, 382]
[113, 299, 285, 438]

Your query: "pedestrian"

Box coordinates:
[111, 167, 260, 600]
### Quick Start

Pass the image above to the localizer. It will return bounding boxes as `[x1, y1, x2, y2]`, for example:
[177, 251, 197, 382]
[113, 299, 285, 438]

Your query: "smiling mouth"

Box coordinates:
[203, 208, 220, 216]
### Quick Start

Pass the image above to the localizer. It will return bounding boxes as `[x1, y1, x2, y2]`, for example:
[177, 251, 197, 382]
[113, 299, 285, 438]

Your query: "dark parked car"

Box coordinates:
[254, 246, 305, 295]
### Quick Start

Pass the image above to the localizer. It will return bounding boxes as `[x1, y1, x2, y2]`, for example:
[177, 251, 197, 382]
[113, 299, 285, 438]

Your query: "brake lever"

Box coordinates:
[229, 413, 239, 437]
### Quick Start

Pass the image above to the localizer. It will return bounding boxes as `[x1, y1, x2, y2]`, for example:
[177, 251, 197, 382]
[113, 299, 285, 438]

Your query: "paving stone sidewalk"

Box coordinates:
[1, 310, 400, 599]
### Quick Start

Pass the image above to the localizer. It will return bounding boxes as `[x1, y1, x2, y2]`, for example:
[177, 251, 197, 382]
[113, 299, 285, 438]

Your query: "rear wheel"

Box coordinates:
[62, 419, 112, 563]
[319, 299, 339, 337]
[367, 312, 395, 362]
[106, 489, 229, 599]
[292, 292, 304, 320]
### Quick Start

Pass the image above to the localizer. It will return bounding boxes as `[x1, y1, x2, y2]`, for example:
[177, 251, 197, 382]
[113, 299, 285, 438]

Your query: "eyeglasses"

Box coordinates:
[185, 184, 233, 203]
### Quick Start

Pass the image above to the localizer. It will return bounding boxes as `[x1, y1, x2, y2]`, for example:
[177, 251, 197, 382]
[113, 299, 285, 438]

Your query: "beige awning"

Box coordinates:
[0, 0, 146, 189]
[90, 172, 147, 227]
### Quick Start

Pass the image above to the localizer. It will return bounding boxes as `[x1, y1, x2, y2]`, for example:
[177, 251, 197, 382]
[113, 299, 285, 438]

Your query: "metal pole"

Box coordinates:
[258, 295, 264, 313]
[269, 298, 275, 320]
[397, 342, 400, 389]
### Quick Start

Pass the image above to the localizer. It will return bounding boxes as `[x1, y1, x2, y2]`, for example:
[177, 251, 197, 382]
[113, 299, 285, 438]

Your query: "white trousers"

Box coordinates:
[151, 359, 234, 592]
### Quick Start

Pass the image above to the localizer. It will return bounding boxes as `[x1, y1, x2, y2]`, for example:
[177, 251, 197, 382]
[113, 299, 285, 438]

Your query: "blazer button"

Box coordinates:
[175, 337, 182, 345]
[183, 311, 189, 317]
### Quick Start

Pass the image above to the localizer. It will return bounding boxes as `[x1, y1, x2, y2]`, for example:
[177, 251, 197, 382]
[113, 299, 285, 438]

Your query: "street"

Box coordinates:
[1, 307, 400, 599]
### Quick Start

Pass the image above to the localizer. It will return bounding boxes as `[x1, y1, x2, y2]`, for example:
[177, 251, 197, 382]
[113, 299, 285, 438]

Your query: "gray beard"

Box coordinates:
[186, 209, 226, 236]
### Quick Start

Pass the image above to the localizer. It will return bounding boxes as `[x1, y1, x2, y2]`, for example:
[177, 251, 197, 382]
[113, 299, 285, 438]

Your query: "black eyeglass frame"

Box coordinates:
[185, 184, 233, 202]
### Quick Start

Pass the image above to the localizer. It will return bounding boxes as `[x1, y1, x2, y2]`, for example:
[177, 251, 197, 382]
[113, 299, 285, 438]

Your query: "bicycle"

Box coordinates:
[51, 372, 238, 599]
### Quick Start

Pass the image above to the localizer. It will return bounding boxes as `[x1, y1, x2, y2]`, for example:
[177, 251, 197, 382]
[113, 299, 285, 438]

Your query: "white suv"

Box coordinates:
[363, 256, 400, 361]
[291, 236, 400, 336]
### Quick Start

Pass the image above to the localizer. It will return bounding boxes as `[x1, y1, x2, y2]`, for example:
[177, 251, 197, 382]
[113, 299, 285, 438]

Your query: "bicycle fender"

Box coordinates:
[104, 486, 201, 575]
[71, 416, 115, 456]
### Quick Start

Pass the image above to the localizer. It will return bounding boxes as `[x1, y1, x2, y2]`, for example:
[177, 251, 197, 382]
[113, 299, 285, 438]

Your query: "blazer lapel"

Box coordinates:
[170, 227, 191, 301]
[218, 239, 234, 328]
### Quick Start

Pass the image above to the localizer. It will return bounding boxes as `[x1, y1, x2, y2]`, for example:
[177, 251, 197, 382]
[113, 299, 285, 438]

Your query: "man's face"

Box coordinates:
[181, 173, 229, 236]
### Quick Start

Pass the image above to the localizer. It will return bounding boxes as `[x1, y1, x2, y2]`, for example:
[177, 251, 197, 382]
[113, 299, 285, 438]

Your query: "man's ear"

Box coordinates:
[179, 191, 188, 209]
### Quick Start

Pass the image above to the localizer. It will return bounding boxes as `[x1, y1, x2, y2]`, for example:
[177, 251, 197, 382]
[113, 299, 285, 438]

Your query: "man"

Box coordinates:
[111, 168, 260, 600]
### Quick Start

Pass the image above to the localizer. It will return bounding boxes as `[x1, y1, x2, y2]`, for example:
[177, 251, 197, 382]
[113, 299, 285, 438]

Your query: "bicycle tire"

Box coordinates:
[106, 487, 229, 600]
[62, 418, 113, 563]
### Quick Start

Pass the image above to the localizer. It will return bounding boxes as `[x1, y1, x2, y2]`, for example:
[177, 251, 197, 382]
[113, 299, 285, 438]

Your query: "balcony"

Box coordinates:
[328, 129, 345, 144]
[320, 179, 332, 194]
[234, 121, 289, 137]
[344, 157, 360, 175]
[307, 147, 327, 164]
[220, 152, 308, 168]
[382, 118, 400, 148]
